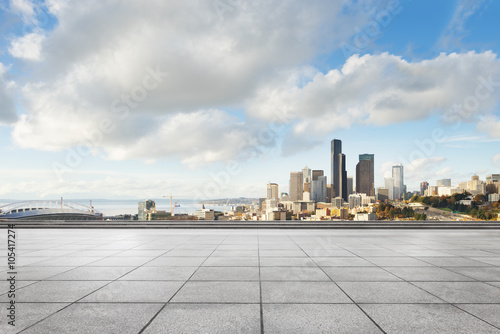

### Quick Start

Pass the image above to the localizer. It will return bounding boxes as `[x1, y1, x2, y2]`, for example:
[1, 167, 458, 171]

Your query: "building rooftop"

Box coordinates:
[2, 228, 500, 333]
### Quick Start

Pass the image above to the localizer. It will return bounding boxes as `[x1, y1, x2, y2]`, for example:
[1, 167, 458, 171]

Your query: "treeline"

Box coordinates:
[410, 193, 500, 221]
[376, 203, 426, 220]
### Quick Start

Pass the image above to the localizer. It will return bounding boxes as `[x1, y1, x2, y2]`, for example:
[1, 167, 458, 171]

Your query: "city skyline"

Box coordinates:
[0, 1, 500, 200]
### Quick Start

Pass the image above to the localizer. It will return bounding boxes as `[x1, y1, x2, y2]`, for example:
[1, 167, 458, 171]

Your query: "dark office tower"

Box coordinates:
[331, 139, 348, 201]
[356, 154, 375, 196]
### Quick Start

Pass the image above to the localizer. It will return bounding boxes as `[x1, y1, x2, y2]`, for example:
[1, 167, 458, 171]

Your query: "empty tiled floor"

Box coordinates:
[1, 228, 500, 333]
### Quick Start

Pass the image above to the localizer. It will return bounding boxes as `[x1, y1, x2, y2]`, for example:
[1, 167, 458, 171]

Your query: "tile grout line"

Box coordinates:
[287, 232, 388, 334]
[258, 232, 264, 334]
[137, 231, 232, 334]
[17, 233, 201, 334]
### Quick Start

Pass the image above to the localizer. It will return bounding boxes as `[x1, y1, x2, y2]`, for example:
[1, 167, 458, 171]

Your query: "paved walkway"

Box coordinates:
[1, 229, 500, 333]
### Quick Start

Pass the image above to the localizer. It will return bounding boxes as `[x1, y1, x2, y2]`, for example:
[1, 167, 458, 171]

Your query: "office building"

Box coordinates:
[302, 166, 312, 183]
[486, 174, 500, 183]
[437, 179, 451, 187]
[392, 164, 405, 200]
[347, 176, 353, 195]
[420, 181, 429, 196]
[356, 154, 375, 196]
[384, 178, 394, 201]
[267, 182, 279, 201]
[138, 199, 156, 220]
[289, 172, 304, 201]
[377, 188, 389, 202]
[348, 194, 362, 209]
[311, 173, 327, 203]
[331, 139, 348, 201]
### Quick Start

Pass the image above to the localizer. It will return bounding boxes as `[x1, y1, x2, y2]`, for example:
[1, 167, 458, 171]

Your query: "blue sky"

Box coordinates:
[0, 0, 499, 200]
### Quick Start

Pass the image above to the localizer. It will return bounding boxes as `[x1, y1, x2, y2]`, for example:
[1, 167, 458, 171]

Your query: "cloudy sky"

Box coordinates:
[1, 0, 499, 201]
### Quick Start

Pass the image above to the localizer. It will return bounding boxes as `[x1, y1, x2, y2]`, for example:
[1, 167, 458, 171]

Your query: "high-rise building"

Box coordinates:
[289, 172, 303, 201]
[267, 183, 279, 201]
[420, 181, 429, 196]
[486, 174, 500, 183]
[302, 166, 312, 183]
[356, 154, 374, 196]
[385, 178, 394, 201]
[377, 188, 389, 202]
[331, 139, 347, 201]
[436, 179, 451, 187]
[392, 164, 405, 200]
[347, 176, 353, 195]
[311, 173, 327, 203]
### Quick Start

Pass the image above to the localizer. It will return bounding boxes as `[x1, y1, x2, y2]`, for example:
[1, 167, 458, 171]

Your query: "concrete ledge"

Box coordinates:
[2, 220, 500, 229]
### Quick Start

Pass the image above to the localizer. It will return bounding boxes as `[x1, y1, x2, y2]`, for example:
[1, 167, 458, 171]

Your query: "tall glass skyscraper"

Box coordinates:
[331, 139, 347, 201]
[356, 154, 375, 196]
[392, 164, 405, 200]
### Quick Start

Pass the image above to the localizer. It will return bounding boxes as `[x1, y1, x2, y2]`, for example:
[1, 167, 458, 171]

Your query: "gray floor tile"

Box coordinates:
[190, 267, 259, 280]
[444, 267, 500, 281]
[87, 256, 152, 266]
[417, 257, 490, 267]
[21, 303, 162, 334]
[46, 267, 135, 281]
[262, 281, 352, 303]
[337, 282, 444, 303]
[365, 257, 434, 267]
[119, 267, 197, 281]
[210, 250, 258, 257]
[456, 304, 500, 328]
[487, 281, 500, 288]
[27, 256, 102, 267]
[145, 256, 207, 267]
[259, 249, 307, 257]
[413, 282, 500, 303]
[12, 281, 109, 302]
[399, 250, 457, 257]
[0, 280, 37, 294]
[384, 267, 474, 282]
[260, 257, 317, 267]
[171, 281, 260, 303]
[303, 248, 356, 257]
[202, 257, 259, 266]
[260, 267, 330, 281]
[143, 304, 260, 334]
[351, 249, 405, 257]
[263, 304, 382, 333]
[113, 250, 167, 257]
[80, 281, 184, 302]
[324, 267, 402, 282]
[471, 257, 500, 266]
[441, 249, 499, 257]
[15, 266, 76, 280]
[313, 257, 375, 267]
[0, 303, 69, 334]
[361, 304, 500, 334]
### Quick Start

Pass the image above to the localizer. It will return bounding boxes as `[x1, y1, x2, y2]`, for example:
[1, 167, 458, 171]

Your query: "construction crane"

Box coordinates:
[163, 195, 179, 214]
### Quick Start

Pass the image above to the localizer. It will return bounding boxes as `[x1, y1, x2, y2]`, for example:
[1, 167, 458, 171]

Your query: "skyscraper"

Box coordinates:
[267, 182, 279, 200]
[356, 154, 374, 196]
[302, 166, 312, 183]
[289, 172, 303, 201]
[392, 164, 405, 200]
[420, 181, 429, 196]
[331, 139, 347, 201]
[347, 176, 353, 196]
[311, 170, 327, 203]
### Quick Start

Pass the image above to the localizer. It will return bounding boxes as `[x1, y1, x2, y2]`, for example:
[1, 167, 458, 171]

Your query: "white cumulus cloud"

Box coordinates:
[11, 0, 387, 164]
[247, 51, 500, 136]
[9, 32, 45, 61]
[0, 63, 17, 124]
